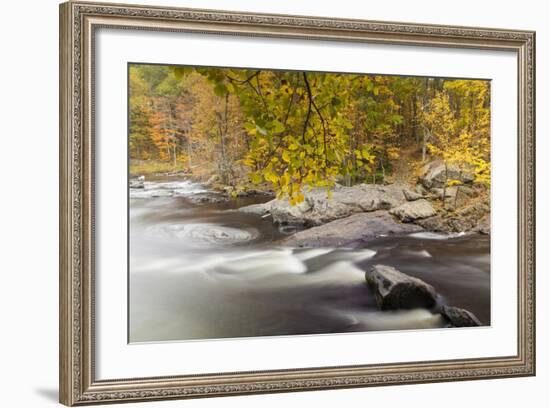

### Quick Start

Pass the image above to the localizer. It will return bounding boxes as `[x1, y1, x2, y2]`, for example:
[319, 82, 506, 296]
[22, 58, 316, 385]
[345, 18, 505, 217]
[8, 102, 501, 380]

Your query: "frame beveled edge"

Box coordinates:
[59, 1, 536, 405]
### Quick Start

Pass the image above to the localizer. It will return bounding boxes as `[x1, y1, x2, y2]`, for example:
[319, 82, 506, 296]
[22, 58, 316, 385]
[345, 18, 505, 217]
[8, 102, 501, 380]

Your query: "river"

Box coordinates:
[129, 177, 490, 343]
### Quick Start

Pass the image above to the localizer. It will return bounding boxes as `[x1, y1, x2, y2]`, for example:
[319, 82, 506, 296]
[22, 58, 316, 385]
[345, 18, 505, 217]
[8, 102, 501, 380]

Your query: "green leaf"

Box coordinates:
[213, 82, 228, 96]
[272, 120, 285, 133]
[250, 173, 262, 184]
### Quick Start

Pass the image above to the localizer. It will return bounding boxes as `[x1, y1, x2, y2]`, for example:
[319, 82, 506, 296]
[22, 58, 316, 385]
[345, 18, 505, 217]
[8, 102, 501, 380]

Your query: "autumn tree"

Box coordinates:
[130, 63, 491, 204]
[186, 72, 246, 185]
[422, 80, 490, 205]
[129, 67, 156, 160]
[178, 68, 406, 203]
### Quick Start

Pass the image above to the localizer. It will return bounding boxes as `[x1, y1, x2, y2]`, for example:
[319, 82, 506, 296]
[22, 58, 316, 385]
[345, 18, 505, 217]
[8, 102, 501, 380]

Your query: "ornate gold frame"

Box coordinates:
[59, 1, 536, 405]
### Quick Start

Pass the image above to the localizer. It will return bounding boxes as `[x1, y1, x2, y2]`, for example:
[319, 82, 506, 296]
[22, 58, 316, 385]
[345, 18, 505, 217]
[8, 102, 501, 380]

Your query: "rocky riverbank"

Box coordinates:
[238, 182, 489, 247]
[132, 159, 490, 244]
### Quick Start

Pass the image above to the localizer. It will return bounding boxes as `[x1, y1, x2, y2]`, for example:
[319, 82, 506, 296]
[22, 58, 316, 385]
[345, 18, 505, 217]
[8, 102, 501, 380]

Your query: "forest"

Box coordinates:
[129, 64, 490, 204]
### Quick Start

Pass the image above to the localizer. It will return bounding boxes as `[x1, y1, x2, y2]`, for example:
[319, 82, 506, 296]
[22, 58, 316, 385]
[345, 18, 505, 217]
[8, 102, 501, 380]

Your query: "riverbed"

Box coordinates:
[129, 177, 490, 343]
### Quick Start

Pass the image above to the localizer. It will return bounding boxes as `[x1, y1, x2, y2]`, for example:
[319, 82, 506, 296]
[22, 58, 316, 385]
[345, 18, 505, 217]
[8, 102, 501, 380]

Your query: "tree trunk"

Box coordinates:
[442, 163, 448, 204]
[422, 132, 427, 162]
[421, 78, 430, 162]
[167, 102, 177, 169]
[344, 171, 351, 187]
[187, 138, 192, 169]
[219, 94, 230, 184]
[413, 93, 418, 145]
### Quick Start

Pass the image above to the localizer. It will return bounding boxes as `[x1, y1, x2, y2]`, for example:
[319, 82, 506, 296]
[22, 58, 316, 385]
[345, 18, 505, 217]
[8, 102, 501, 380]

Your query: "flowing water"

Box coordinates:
[129, 177, 490, 343]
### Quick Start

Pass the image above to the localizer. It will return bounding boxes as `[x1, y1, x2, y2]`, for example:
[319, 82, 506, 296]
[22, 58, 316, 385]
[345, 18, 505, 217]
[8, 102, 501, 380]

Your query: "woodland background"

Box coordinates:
[129, 65, 490, 203]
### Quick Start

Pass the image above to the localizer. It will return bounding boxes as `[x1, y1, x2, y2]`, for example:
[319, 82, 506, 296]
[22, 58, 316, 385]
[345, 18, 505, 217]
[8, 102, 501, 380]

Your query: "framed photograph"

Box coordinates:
[59, 1, 535, 405]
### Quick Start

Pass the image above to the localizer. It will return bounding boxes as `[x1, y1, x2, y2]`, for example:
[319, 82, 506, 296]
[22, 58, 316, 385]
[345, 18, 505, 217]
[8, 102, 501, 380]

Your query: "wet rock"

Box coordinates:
[129, 177, 145, 189]
[281, 211, 423, 248]
[233, 188, 274, 198]
[441, 305, 482, 327]
[240, 184, 407, 226]
[238, 203, 271, 216]
[186, 193, 229, 204]
[403, 188, 423, 201]
[390, 199, 437, 222]
[365, 265, 437, 310]
[421, 161, 474, 189]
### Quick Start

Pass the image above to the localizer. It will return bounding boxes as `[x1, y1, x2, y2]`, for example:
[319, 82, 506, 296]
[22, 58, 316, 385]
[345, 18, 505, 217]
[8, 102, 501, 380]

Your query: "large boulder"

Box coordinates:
[239, 184, 407, 226]
[390, 199, 437, 222]
[421, 161, 474, 189]
[281, 211, 423, 248]
[441, 305, 482, 327]
[366, 265, 437, 310]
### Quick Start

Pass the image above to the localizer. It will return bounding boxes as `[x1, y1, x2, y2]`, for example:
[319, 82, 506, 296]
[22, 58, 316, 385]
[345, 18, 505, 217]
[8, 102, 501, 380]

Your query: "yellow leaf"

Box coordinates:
[282, 151, 291, 163]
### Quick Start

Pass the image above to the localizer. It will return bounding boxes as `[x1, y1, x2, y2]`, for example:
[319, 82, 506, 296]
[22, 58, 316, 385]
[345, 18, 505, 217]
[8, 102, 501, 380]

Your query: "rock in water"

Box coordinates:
[366, 265, 437, 310]
[186, 193, 229, 204]
[390, 199, 437, 222]
[281, 211, 422, 248]
[129, 178, 144, 189]
[238, 203, 271, 216]
[441, 305, 482, 327]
